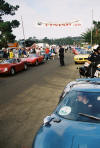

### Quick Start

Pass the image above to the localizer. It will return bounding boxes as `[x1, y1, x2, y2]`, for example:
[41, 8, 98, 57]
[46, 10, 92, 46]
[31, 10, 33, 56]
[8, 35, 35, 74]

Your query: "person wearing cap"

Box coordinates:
[87, 45, 100, 77]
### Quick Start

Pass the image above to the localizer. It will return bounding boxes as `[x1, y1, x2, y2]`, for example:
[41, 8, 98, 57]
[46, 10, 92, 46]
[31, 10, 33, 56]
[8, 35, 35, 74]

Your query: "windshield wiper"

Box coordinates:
[78, 113, 100, 120]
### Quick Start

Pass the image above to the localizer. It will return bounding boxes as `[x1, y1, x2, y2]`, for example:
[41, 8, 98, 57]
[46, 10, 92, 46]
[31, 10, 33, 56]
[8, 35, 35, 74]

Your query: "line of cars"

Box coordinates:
[0, 54, 44, 76]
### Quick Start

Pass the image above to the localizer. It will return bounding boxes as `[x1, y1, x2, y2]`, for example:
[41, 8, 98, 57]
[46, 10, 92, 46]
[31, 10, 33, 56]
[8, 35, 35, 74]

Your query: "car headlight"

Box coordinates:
[4, 68, 8, 72]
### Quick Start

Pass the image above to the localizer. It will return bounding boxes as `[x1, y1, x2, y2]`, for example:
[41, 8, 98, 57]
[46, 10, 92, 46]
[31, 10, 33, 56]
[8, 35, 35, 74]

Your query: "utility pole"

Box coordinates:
[91, 9, 93, 47]
[21, 16, 26, 47]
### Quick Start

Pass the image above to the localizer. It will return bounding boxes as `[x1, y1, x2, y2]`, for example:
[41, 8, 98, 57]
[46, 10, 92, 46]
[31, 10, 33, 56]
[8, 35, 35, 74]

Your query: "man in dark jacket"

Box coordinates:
[87, 45, 100, 77]
[59, 45, 64, 66]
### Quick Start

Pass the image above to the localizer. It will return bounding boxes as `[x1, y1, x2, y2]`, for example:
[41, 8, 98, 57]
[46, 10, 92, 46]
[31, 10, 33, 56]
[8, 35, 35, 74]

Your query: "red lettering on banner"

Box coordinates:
[45, 24, 48, 27]
[69, 24, 71, 26]
[65, 24, 69, 26]
[61, 24, 66, 26]
[44, 23, 81, 27]
[50, 24, 53, 26]
[53, 24, 57, 26]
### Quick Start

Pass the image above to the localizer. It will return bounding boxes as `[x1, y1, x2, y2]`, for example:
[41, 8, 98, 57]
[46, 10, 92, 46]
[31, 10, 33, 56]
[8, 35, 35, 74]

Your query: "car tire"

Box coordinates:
[24, 63, 28, 70]
[10, 68, 15, 76]
[75, 62, 77, 64]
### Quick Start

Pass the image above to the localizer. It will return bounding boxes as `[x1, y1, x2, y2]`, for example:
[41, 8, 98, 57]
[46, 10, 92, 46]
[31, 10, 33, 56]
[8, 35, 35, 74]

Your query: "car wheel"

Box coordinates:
[35, 60, 39, 66]
[10, 68, 15, 75]
[24, 64, 28, 70]
[75, 62, 77, 64]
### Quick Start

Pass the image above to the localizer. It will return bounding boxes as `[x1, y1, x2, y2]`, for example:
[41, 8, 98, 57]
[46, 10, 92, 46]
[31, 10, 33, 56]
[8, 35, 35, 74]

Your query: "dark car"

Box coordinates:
[32, 78, 100, 148]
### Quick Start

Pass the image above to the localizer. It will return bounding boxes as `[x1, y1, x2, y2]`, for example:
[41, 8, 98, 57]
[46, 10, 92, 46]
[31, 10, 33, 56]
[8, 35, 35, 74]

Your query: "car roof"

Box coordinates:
[66, 78, 100, 93]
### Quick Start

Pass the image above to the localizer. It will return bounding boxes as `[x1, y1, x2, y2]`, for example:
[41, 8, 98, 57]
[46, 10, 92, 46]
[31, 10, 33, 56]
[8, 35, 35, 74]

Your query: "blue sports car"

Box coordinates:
[32, 78, 100, 148]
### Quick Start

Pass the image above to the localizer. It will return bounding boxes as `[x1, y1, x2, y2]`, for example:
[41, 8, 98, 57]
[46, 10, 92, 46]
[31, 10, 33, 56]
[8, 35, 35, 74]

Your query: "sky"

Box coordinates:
[5, 0, 100, 40]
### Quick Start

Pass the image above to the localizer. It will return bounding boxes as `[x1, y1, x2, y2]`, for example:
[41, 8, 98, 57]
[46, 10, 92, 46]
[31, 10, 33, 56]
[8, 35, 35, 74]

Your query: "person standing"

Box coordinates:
[9, 49, 14, 59]
[3, 48, 9, 59]
[45, 47, 50, 60]
[59, 45, 64, 66]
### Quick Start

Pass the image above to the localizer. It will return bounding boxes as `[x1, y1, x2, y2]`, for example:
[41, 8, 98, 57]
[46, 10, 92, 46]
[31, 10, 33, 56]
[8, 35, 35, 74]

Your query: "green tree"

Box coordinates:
[0, 0, 20, 48]
[82, 20, 100, 45]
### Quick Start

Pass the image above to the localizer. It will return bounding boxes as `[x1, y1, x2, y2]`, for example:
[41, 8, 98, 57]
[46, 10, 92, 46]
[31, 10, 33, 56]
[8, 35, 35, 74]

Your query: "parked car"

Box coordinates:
[21, 54, 44, 65]
[32, 78, 100, 148]
[0, 58, 28, 75]
[74, 50, 92, 64]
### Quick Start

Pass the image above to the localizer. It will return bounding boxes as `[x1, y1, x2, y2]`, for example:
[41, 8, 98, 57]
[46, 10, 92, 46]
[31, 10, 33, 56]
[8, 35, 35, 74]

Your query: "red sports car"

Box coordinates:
[21, 54, 44, 65]
[0, 58, 28, 75]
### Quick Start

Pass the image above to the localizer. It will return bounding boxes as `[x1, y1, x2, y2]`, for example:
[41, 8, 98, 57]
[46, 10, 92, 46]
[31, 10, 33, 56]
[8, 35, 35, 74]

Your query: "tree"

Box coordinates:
[82, 20, 100, 45]
[0, 0, 20, 48]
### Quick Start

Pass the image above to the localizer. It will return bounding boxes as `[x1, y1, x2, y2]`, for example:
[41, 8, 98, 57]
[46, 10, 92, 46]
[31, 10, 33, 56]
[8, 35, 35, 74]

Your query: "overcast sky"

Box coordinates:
[5, 0, 100, 40]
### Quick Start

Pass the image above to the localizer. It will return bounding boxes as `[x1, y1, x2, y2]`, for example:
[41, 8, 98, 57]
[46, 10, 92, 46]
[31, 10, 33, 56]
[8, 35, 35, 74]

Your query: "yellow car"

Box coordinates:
[74, 50, 92, 64]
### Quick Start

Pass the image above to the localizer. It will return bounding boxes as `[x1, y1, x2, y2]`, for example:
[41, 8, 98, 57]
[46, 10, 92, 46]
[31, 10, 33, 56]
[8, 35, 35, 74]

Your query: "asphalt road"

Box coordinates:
[0, 52, 79, 148]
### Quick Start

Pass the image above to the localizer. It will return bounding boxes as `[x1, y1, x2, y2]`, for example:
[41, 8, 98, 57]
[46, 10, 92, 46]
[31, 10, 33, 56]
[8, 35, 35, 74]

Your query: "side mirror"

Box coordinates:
[43, 116, 61, 126]
[43, 116, 54, 126]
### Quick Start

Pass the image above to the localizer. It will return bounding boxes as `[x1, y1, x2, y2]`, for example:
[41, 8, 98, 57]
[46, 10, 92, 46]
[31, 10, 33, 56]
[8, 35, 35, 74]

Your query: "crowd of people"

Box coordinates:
[2, 47, 27, 59]
[1, 44, 72, 66]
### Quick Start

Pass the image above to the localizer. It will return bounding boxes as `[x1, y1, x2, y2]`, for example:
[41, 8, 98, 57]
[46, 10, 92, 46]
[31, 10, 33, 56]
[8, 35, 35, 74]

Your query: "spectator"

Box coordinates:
[3, 48, 9, 59]
[59, 45, 64, 66]
[22, 48, 27, 57]
[18, 48, 22, 58]
[9, 49, 14, 59]
[45, 47, 50, 60]
[51, 47, 55, 60]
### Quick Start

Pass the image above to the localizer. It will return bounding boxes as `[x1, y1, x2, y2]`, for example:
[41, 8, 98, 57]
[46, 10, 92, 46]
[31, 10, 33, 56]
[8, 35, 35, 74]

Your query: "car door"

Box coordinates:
[13, 59, 24, 72]
[16, 59, 24, 71]
[38, 55, 43, 63]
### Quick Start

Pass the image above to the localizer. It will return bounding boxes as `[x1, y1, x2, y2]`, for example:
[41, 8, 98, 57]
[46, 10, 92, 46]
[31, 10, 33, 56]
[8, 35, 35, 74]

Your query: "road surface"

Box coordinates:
[0, 52, 79, 148]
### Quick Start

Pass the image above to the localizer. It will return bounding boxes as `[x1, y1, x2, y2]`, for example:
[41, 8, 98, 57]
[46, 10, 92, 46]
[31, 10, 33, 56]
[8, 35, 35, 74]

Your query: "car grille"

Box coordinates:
[79, 58, 83, 60]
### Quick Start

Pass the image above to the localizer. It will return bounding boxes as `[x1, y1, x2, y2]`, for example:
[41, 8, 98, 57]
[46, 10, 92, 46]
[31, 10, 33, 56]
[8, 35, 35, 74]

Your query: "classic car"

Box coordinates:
[21, 54, 44, 65]
[0, 58, 28, 75]
[32, 78, 100, 148]
[74, 50, 92, 64]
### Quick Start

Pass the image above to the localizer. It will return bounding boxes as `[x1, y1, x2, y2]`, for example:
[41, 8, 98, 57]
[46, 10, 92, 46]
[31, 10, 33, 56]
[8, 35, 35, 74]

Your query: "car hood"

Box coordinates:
[33, 115, 100, 148]
[74, 54, 89, 58]
[26, 57, 37, 61]
[0, 64, 10, 68]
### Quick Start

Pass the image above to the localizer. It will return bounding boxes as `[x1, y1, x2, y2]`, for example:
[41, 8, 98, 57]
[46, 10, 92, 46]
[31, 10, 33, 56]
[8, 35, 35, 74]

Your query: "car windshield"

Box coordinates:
[79, 50, 91, 54]
[75, 48, 81, 51]
[0, 59, 13, 64]
[28, 54, 37, 58]
[56, 90, 100, 123]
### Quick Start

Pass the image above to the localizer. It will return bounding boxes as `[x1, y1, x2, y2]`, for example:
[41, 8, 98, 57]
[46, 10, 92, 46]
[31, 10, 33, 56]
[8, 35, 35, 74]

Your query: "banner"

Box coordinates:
[36, 20, 81, 27]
